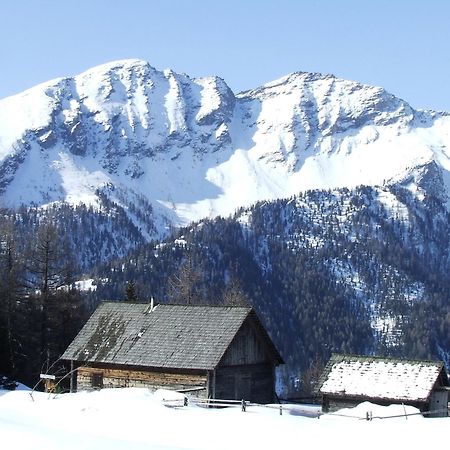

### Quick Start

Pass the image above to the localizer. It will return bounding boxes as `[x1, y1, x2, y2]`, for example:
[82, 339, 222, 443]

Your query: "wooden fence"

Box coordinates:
[162, 396, 322, 416]
[162, 396, 449, 420]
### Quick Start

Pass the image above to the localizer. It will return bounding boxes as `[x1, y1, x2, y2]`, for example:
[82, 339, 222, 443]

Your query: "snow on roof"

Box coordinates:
[318, 354, 448, 403]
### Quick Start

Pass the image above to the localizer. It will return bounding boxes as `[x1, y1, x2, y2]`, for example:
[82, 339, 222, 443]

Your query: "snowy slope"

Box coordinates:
[0, 59, 449, 235]
[0, 388, 447, 450]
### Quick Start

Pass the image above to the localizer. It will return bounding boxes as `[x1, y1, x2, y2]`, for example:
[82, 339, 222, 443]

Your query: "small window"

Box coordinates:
[91, 372, 103, 389]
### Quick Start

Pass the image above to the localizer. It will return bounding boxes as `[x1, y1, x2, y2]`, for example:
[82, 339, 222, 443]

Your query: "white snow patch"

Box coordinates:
[51, 152, 111, 206]
[0, 388, 447, 450]
[195, 77, 223, 123]
[377, 190, 410, 221]
[371, 314, 402, 347]
[73, 279, 97, 292]
[164, 70, 186, 134]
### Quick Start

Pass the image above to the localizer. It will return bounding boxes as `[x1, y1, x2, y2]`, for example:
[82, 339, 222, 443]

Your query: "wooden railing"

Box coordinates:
[162, 396, 322, 416]
[162, 396, 448, 419]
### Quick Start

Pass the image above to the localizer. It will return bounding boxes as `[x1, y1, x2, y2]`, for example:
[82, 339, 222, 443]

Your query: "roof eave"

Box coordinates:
[67, 358, 215, 372]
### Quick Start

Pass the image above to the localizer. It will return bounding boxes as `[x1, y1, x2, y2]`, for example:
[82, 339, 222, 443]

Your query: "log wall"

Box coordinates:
[77, 366, 208, 397]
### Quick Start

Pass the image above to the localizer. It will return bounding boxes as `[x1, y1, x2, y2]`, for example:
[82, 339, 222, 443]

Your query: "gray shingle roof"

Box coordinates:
[62, 302, 265, 370]
[317, 354, 449, 403]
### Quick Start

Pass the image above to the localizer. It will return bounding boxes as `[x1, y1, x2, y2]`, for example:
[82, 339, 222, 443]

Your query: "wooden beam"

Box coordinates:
[78, 366, 207, 387]
[70, 361, 74, 393]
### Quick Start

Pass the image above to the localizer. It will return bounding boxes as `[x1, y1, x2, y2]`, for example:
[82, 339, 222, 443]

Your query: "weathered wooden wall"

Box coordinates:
[322, 395, 428, 414]
[322, 396, 363, 413]
[215, 363, 274, 404]
[426, 390, 448, 417]
[220, 318, 272, 366]
[77, 365, 208, 397]
[213, 317, 276, 404]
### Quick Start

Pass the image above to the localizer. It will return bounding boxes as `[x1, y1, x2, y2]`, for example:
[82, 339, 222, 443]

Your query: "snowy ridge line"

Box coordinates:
[0, 58, 449, 235]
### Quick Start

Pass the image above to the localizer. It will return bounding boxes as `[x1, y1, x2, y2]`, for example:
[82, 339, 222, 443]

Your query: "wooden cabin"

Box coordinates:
[316, 354, 449, 417]
[62, 302, 284, 403]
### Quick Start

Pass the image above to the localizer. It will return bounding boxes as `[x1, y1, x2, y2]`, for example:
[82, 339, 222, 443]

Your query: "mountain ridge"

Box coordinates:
[1, 61, 450, 382]
[0, 59, 449, 238]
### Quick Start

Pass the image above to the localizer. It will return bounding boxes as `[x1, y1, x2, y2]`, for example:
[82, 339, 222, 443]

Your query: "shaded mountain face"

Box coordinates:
[0, 59, 449, 239]
[89, 185, 450, 378]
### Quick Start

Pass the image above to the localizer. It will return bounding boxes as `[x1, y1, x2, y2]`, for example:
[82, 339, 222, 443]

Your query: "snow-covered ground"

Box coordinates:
[0, 387, 447, 450]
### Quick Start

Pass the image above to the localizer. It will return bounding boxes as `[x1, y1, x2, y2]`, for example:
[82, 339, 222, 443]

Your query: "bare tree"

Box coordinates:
[28, 221, 73, 293]
[222, 277, 251, 307]
[167, 256, 202, 305]
[300, 357, 325, 398]
[27, 220, 76, 363]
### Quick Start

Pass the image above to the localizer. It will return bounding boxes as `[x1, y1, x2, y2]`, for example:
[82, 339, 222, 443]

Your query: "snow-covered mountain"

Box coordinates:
[1, 59, 449, 236]
[2, 61, 450, 379]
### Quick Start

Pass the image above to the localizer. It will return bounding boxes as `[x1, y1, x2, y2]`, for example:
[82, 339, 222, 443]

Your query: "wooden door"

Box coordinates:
[235, 374, 251, 400]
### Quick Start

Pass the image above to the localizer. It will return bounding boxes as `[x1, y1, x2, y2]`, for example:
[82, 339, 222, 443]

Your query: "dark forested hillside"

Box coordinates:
[84, 185, 450, 391]
[4, 199, 148, 271]
[0, 214, 88, 386]
[2, 184, 450, 393]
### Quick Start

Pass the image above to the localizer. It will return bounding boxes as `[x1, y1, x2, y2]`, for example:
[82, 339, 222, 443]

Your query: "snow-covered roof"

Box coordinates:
[317, 354, 448, 403]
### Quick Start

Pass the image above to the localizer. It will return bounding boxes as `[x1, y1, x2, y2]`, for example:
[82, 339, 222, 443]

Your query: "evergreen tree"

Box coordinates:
[125, 280, 139, 302]
[0, 218, 24, 377]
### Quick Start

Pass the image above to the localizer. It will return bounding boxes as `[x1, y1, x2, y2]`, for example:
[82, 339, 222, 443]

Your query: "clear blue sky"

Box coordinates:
[1, 0, 449, 111]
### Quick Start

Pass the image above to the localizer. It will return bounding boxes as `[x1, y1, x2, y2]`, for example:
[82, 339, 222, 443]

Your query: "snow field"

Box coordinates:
[1, 58, 450, 233]
[0, 388, 448, 450]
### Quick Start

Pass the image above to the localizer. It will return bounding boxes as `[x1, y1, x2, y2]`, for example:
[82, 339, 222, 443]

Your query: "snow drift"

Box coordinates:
[0, 387, 447, 450]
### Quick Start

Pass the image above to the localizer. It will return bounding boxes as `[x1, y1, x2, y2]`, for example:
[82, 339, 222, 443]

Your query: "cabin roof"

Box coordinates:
[62, 302, 283, 370]
[317, 354, 449, 403]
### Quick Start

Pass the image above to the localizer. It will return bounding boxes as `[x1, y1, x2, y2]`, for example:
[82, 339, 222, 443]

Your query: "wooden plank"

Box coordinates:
[78, 366, 207, 384]
[219, 319, 272, 366]
[214, 363, 274, 403]
[77, 365, 208, 395]
[40, 374, 56, 380]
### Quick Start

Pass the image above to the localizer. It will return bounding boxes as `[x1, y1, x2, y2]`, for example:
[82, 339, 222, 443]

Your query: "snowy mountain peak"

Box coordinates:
[0, 59, 449, 237]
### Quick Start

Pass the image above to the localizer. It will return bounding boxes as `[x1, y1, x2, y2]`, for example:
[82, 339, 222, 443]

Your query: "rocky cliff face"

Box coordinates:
[0, 59, 449, 236]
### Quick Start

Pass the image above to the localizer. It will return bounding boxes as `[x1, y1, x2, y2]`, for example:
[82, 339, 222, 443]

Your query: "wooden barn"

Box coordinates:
[316, 354, 449, 417]
[62, 302, 284, 403]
